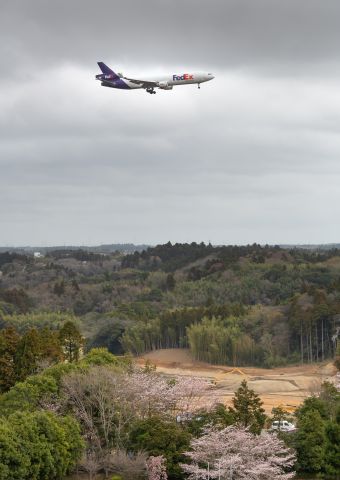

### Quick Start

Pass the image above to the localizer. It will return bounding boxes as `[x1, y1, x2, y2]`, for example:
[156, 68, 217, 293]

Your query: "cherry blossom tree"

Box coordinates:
[146, 455, 168, 480]
[170, 375, 215, 415]
[107, 369, 213, 421]
[62, 366, 213, 454]
[181, 426, 295, 480]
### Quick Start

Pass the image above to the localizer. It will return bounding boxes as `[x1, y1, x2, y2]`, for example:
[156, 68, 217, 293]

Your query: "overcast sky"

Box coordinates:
[1, 0, 340, 246]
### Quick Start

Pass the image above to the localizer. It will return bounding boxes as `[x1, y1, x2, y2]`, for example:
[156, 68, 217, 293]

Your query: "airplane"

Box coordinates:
[95, 62, 214, 94]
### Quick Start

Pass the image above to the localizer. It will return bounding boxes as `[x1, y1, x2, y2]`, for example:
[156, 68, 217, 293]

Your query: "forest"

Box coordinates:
[0, 243, 340, 479]
[0, 243, 340, 367]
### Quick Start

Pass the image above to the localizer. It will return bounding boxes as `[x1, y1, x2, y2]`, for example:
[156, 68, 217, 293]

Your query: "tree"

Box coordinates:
[62, 365, 211, 479]
[187, 403, 234, 437]
[0, 420, 30, 480]
[78, 451, 102, 480]
[166, 274, 176, 291]
[0, 411, 83, 480]
[324, 420, 340, 476]
[334, 342, 340, 370]
[0, 327, 20, 392]
[181, 425, 295, 480]
[318, 381, 340, 421]
[106, 449, 147, 480]
[146, 455, 167, 480]
[229, 380, 266, 434]
[295, 409, 326, 474]
[128, 416, 191, 480]
[15, 328, 41, 380]
[38, 328, 64, 366]
[53, 279, 65, 296]
[59, 321, 83, 362]
[295, 396, 328, 421]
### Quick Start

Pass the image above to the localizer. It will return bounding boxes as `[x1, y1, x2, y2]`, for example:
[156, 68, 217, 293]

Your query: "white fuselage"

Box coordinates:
[123, 72, 214, 89]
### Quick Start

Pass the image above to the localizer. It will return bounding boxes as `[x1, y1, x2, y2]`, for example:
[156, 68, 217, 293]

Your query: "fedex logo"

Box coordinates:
[173, 74, 194, 81]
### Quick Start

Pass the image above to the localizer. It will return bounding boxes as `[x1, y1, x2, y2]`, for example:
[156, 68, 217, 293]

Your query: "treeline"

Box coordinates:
[0, 311, 80, 332]
[0, 321, 83, 392]
[122, 241, 215, 271]
[121, 242, 293, 273]
[46, 248, 106, 262]
[121, 291, 339, 367]
[0, 251, 31, 268]
[289, 247, 340, 264]
[121, 304, 246, 355]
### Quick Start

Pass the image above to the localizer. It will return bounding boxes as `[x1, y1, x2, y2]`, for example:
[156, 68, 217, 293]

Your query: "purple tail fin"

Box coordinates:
[97, 62, 120, 80]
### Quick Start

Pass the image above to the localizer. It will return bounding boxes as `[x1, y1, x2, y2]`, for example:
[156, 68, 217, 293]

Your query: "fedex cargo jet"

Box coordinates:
[95, 62, 214, 94]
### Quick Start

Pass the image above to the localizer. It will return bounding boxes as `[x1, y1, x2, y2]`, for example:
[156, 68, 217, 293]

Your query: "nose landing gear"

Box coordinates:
[146, 88, 156, 94]
[198, 83, 200, 89]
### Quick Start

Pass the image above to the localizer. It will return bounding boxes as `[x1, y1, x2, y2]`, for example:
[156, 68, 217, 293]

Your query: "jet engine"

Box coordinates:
[157, 81, 173, 90]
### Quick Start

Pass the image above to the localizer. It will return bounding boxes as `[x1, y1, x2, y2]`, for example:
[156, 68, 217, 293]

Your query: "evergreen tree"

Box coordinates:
[295, 409, 326, 474]
[229, 380, 266, 434]
[53, 279, 65, 296]
[59, 321, 83, 362]
[15, 328, 41, 380]
[165, 273, 176, 291]
[324, 420, 340, 476]
[128, 416, 191, 480]
[0, 327, 20, 392]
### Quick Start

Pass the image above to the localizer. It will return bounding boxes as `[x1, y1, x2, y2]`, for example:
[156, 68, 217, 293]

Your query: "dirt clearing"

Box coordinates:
[137, 349, 337, 414]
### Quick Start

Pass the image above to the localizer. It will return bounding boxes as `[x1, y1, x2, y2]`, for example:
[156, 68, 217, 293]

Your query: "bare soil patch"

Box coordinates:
[138, 349, 337, 414]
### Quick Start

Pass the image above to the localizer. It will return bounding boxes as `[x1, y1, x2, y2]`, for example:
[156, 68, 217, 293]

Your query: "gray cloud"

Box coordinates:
[1, 1, 340, 245]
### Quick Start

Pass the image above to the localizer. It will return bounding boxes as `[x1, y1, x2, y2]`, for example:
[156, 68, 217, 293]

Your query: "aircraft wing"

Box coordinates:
[123, 76, 158, 88]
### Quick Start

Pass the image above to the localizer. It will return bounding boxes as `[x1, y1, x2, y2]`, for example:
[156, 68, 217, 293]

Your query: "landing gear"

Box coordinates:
[146, 88, 156, 94]
[198, 83, 200, 89]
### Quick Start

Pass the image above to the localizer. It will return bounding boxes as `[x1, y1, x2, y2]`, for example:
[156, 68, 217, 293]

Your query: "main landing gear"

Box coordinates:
[146, 88, 156, 94]
[198, 83, 200, 89]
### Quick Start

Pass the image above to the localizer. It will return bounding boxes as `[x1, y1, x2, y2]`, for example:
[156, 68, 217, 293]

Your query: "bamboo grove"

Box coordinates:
[121, 294, 339, 367]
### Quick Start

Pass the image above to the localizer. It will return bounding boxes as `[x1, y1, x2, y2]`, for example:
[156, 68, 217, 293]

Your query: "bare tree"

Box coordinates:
[105, 449, 147, 480]
[78, 451, 102, 480]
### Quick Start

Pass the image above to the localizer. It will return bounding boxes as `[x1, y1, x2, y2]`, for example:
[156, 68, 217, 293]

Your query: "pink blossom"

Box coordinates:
[146, 455, 168, 480]
[181, 426, 295, 480]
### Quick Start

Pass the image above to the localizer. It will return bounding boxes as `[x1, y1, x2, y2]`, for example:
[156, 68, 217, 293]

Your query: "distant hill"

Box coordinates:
[0, 244, 149, 255]
[280, 243, 340, 250]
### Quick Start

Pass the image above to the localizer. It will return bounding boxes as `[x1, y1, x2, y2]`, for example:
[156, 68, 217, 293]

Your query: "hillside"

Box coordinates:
[0, 242, 340, 368]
